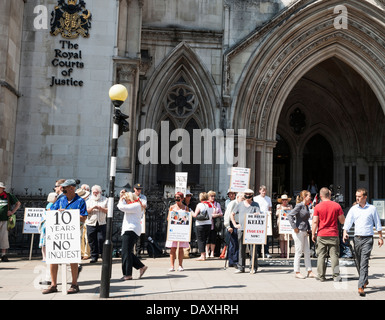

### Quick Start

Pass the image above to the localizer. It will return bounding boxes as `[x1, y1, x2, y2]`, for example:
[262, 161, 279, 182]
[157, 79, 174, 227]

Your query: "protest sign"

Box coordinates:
[46, 209, 81, 264]
[229, 167, 250, 192]
[175, 172, 188, 195]
[166, 210, 192, 242]
[243, 212, 267, 245]
[278, 209, 292, 234]
[23, 208, 45, 234]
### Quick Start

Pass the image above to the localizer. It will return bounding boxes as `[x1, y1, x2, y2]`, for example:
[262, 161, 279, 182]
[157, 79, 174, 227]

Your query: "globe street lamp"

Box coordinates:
[100, 84, 129, 298]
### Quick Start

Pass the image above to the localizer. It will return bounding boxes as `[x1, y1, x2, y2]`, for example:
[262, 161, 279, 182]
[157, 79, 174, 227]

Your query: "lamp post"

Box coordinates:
[100, 84, 129, 298]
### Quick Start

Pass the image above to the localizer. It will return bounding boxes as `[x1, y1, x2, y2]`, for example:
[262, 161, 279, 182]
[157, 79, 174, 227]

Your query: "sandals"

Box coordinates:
[42, 285, 58, 294]
[67, 284, 80, 294]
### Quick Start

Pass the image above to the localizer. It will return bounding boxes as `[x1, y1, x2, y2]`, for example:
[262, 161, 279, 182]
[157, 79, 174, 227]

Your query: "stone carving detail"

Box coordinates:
[165, 77, 197, 119]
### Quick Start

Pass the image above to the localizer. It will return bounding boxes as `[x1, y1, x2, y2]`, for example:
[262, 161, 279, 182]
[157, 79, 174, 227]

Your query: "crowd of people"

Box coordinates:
[0, 179, 383, 297]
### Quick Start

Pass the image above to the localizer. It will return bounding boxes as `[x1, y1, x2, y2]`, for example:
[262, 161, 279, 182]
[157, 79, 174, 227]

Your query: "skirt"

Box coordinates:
[165, 241, 190, 248]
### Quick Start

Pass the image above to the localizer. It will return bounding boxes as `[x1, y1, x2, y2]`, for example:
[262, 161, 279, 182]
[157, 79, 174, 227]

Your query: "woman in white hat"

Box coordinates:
[276, 194, 292, 258]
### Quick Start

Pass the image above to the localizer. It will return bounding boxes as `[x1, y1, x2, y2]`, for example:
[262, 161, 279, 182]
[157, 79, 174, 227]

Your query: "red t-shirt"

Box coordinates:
[313, 200, 344, 237]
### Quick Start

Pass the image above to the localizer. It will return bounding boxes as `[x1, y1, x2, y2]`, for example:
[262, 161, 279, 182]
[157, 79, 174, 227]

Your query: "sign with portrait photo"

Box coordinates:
[166, 210, 192, 243]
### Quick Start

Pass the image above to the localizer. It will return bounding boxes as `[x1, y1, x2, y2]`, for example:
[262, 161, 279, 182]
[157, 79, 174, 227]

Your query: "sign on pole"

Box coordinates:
[278, 209, 292, 234]
[175, 172, 188, 196]
[229, 167, 250, 192]
[23, 208, 45, 234]
[46, 209, 81, 264]
[243, 212, 267, 245]
[166, 210, 192, 243]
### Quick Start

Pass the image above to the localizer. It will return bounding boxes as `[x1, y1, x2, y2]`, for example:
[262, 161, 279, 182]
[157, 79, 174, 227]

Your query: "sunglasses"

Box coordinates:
[175, 197, 181, 201]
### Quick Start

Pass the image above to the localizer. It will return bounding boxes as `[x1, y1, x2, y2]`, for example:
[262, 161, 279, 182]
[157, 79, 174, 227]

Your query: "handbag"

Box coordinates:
[195, 204, 209, 221]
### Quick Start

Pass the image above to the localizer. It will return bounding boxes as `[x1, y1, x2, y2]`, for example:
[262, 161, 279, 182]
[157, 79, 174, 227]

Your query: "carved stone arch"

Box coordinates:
[142, 42, 220, 132]
[230, 0, 385, 142]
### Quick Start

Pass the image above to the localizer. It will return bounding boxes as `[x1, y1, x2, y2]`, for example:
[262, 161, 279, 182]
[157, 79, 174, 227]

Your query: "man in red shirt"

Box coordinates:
[312, 187, 345, 282]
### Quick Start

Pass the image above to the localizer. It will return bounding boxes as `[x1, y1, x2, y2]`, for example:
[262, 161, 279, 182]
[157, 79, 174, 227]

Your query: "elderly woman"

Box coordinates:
[192, 192, 214, 261]
[117, 190, 147, 280]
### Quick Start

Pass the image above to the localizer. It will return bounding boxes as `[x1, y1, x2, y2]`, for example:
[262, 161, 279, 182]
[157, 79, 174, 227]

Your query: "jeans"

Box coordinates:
[292, 230, 312, 272]
[316, 236, 340, 279]
[354, 236, 373, 289]
[121, 231, 145, 276]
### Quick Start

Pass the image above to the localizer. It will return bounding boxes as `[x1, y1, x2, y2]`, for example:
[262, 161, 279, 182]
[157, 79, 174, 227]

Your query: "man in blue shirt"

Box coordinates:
[343, 188, 383, 296]
[42, 179, 88, 295]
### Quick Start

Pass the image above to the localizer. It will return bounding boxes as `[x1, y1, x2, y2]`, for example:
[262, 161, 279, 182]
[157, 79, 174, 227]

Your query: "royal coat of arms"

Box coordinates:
[50, 0, 92, 39]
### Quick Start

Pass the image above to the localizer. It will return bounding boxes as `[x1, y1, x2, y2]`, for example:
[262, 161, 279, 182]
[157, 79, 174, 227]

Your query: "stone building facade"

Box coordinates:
[1, 0, 385, 205]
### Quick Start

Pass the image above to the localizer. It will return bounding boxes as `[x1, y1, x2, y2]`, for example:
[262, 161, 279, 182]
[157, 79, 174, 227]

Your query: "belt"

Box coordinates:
[354, 235, 373, 239]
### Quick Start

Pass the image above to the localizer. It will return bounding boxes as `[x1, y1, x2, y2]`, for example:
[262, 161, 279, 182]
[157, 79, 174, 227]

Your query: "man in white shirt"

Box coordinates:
[253, 185, 272, 258]
[86, 185, 108, 263]
[343, 188, 383, 296]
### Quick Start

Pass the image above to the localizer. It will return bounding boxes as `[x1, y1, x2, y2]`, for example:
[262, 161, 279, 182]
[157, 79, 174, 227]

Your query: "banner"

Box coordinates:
[46, 209, 81, 264]
[243, 212, 267, 245]
[166, 210, 192, 242]
[229, 167, 250, 192]
[23, 208, 45, 234]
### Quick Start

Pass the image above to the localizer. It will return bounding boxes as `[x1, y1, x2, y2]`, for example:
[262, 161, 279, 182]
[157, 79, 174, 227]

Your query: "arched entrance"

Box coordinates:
[230, 0, 385, 200]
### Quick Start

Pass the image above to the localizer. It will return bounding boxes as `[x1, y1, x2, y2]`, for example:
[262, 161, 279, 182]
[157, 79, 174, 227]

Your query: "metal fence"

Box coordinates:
[8, 194, 286, 258]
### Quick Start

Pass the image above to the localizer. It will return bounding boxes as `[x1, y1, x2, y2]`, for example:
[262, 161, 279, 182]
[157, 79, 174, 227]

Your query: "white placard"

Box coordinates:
[46, 209, 81, 264]
[229, 167, 251, 192]
[278, 209, 292, 234]
[175, 172, 188, 196]
[23, 208, 45, 234]
[243, 212, 267, 245]
[166, 210, 192, 242]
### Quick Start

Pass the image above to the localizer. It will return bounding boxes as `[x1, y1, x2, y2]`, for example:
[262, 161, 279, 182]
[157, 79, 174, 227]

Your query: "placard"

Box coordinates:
[175, 172, 188, 196]
[229, 167, 250, 192]
[46, 209, 81, 264]
[166, 210, 192, 242]
[243, 212, 267, 245]
[373, 199, 385, 221]
[278, 209, 292, 234]
[23, 208, 45, 234]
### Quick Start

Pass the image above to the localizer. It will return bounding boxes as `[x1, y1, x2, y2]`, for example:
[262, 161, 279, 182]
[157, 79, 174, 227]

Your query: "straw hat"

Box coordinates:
[278, 194, 291, 203]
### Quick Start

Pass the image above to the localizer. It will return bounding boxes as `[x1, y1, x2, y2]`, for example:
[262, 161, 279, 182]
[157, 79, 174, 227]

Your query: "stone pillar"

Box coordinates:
[0, 0, 24, 185]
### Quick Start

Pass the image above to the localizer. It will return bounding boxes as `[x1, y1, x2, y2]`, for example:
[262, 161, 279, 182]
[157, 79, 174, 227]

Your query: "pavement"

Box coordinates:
[1, 241, 385, 302]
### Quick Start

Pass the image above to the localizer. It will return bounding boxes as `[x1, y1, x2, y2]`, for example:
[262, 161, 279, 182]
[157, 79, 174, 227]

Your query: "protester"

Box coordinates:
[133, 183, 147, 256]
[312, 187, 345, 282]
[224, 192, 244, 267]
[206, 190, 223, 258]
[192, 192, 214, 261]
[0, 182, 21, 262]
[343, 188, 383, 296]
[85, 185, 108, 263]
[254, 185, 272, 258]
[225, 190, 236, 209]
[276, 194, 292, 258]
[117, 190, 148, 280]
[231, 189, 260, 274]
[42, 179, 87, 294]
[288, 190, 316, 279]
[166, 192, 190, 271]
